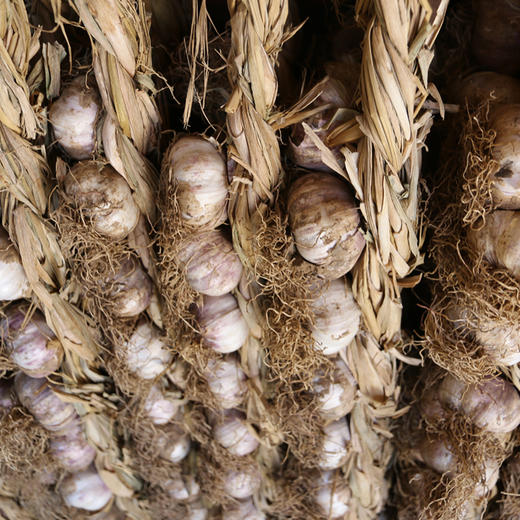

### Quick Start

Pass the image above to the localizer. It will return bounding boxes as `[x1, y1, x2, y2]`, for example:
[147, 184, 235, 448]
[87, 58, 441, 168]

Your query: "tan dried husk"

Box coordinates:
[346, 0, 449, 347]
[424, 103, 520, 381]
[65, 0, 159, 214]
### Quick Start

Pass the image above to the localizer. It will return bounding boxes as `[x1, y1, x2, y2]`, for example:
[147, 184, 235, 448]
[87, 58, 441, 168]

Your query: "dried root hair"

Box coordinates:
[489, 450, 520, 520]
[396, 371, 513, 520]
[424, 103, 520, 381]
[53, 198, 141, 346]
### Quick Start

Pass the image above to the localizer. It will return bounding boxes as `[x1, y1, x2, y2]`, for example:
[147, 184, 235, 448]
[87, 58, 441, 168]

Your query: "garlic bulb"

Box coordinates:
[446, 300, 520, 365]
[143, 385, 178, 425]
[310, 279, 361, 356]
[61, 468, 113, 511]
[205, 357, 247, 409]
[187, 501, 208, 520]
[157, 423, 191, 463]
[50, 419, 96, 472]
[0, 228, 30, 301]
[318, 419, 350, 470]
[313, 358, 356, 421]
[487, 105, 520, 209]
[438, 375, 520, 433]
[224, 464, 261, 499]
[49, 78, 100, 160]
[64, 162, 140, 240]
[1, 307, 63, 377]
[472, 0, 520, 76]
[419, 437, 457, 476]
[288, 172, 365, 278]
[315, 471, 351, 519]
[196, 294, 249, 354]
[120, 321, 172, 379]
[213, 410, 259, 456]
[14, 374, 76, 432]
[177, 230, 242, 296]
[222, 499, 266, 520]
[164, 474, 200, 501]
[0, 381, 14, 411]
[458, 72, 520, 106]
[165, 136, 228, 228]
[104, 257, 153, 318]
[467, 210, 520, 278]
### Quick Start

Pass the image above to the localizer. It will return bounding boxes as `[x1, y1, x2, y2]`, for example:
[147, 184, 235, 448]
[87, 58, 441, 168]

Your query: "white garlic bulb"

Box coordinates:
[61, 468, 113, 511]
[318, 419, 350, 470]
[64, 162, 140, 240]
[313, 358, 356, 421]
[49, 78, 100, 160]
[315, 471, 351, 519]
[466, 210, 520, 279]
[164, 136, 228, 228]
[143, 384, 178, 425]
[104, 257, 153, 318]
[224, 464, 262, 499]
[0, 380, 14, 411]
[205, 357, 247, 409]
[164, 474, 200, 501]
[0, 228, 30, 301]
[14, 374, 76, 432]
[196, 294, 249, 354]
[50, 419, 96, 472]
[120, 321, 172, 380]
[1, 307, 63, 378]
[157, 424, 191, 463]
[187, 501, 208, 520]
[419, 437, 457, 476]
[213, 410, 259, 456]
[178, 230, 242, 296]
[222, 499, 266, 520]
[288, 172, 365, 279]
[438, 375, 520, 433]
[310, 279, 361, 356]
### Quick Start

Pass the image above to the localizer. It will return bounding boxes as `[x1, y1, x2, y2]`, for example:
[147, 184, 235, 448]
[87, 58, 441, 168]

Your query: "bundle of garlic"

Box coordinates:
[397, 369, 520, 520]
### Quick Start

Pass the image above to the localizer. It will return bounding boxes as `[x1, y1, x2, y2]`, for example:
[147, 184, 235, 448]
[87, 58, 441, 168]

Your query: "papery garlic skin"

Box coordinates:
[314, 358, 356, 421]
[419, 437, 457, 476]
[14, 374, 76, 432]
[49, 79, 100, 160]
[458, 72, 520, 106]
[0, 381, 15, 411]
[61, 468, 113, 511]
[105, 258, 153, 318]
[446, 300, 520, 365]
[164, 475, 200, 501]
[288, 172, 365, 279]
[2, 308, 63, 377]
[197, 294, 249, 354]
[166, 136, 228, 228]
[318, 419, 350, 470]
[315, 471, 351, 519]
[467, 210, 520, 279]
[488, 105, 520, 209]
[438, 375, 520, 433]
[64, 162, 140, 240]
[214, 410, 259, 456]
[50, 419, 96, 472]
[222, 499, 266, 520]
[224, 465, 261, 499]
[187, 501, 208, 520]
[121, 322, 172, 380]
[310, 279, 361, 356]
[205, 357, 247, 409]
[178, 230, 242, 296]
[157, 424, 191, 463]
[0, 228, 30, 301]
[143, 385, 178, 425]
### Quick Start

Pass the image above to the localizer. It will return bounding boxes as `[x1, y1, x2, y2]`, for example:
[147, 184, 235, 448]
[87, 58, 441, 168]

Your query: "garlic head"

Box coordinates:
[0, 228, 30, 301]
[205, 357, 247, 409]
[213, 410, 259, 456]
[61, 468, 113, 511]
